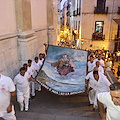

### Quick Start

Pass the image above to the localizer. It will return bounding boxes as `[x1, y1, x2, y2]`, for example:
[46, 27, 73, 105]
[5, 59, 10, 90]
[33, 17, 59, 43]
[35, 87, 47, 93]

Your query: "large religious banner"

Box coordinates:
[36, 45, 88, 95]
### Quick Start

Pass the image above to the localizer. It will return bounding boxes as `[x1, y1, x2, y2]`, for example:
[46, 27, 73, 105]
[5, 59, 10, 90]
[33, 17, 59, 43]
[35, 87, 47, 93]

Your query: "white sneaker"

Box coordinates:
[20, 104, 24, 111]
[25, 108, 28, 112]
[38, 86, 41, 91]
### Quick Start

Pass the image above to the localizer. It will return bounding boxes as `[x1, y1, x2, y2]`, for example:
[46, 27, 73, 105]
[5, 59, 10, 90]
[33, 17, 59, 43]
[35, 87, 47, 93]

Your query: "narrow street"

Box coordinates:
[14, 88, 101, 120]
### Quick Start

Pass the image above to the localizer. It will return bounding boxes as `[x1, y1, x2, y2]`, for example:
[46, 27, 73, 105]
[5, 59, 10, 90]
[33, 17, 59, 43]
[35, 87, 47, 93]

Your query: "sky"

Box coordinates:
[60, 0, 67, 10]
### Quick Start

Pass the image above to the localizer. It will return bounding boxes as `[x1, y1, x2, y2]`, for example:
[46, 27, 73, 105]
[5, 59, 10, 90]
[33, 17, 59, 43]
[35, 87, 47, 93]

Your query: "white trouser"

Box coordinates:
[88, 82, 96, 105]
[89, 89, 96, 105]
[94, 91, 107, 109]
[1, 105, 16, 120]
[17, 87, 30, 109]
[35, 81, 41, 91]
[29, 81, 35, 96]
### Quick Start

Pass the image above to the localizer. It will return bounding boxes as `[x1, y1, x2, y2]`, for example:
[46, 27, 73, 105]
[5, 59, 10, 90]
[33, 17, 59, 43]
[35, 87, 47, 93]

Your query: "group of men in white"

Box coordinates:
[0, 53, 44, 120]
[85, 54, 120, 120]
[1, 51, 120, 120]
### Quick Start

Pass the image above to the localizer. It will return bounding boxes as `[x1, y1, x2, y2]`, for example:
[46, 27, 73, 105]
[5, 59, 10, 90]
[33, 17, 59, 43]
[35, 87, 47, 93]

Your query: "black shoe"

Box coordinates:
[88, 103, 93, 106]
[30, 96, 35, 100]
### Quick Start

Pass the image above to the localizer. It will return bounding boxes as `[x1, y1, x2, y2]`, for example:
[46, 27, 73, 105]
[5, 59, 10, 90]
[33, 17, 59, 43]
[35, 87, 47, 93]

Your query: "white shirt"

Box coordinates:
[0, 74, 15, 117]
[86, 72, 111, 106]
[32, 61, 40, 72]
[94, 58, 105, 67]
[14, 73, 29, 93]
[87, 61, 96, 72]
[98, 92, 120, 120]
[42, 58, 44, 62]
[24, 70, 31, 81]
[89, 73, 111, 93]
[85, 71, 95, 87]
[98, 66, 104, 74]
[38, 59, 43, 69]
[27, 65, 37, 76]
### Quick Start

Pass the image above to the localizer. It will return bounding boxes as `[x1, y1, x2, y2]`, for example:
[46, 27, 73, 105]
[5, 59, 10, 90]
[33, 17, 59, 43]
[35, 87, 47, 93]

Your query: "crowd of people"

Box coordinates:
[85, 49, 120, 120]
[0, 53, 45, 120]
[0, 45, 120, 120]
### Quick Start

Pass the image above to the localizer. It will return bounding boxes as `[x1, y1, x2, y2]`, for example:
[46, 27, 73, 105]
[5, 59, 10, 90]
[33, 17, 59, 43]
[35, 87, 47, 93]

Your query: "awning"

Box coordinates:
[113, 19, 120, 26]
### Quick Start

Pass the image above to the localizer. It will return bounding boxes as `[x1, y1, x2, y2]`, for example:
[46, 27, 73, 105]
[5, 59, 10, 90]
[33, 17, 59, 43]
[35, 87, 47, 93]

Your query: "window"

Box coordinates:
[92, 21, 104, 40]
[95, 21, 104, 33]
[97, 0, 106, 9]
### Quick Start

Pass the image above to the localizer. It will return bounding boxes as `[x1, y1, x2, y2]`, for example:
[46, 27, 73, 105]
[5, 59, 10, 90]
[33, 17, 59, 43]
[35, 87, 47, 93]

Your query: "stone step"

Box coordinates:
[16, 111, 101, 120]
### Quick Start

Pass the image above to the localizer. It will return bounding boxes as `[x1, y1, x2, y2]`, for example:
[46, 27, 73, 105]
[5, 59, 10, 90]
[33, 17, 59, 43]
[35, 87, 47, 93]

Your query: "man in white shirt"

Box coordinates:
[39, 53, 44, 63]
[85, 68, 96, 106]
[96, 61, 104, 74]
[28, 59, 37, 99]
[32, 57, 41, 91]
[14, 67, 30, 112]
[94, 54, 105, 67]
[87, 68, 111, 120]
[0, 74, 16, 120]
[32, 57, 41, 72]
[98, 82, 120, 120]
[87, 55, 96, 73]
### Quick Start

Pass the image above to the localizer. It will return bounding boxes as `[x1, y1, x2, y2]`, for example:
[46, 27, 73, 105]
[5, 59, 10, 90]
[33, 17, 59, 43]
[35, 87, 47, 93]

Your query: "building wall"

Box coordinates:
[30, 0, 48, 55]
[81, 0, 120, 51]
[0, 0, 17, 35]
[53, 0, 59, 45]
[0, 36, 19, 78]
[0, 0, 19, 78]
[34, 29, 48, 53]
[31, 0, 47, 29]
[68, 0, 120, 51]
[0, 0, 58, 78]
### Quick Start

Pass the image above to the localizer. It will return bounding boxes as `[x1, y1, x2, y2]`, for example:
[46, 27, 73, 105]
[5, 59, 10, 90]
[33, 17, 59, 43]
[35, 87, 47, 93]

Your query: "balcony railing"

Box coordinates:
[73, 10, 77, 16]
[94, 7, 108, 14]
[92, 32, 105, 40]
[118, 7, 120, 14]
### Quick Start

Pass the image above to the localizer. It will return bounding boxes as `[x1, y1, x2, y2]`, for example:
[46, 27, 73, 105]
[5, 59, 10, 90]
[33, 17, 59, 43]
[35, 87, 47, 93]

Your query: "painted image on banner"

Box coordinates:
[37, 45, 88, 95]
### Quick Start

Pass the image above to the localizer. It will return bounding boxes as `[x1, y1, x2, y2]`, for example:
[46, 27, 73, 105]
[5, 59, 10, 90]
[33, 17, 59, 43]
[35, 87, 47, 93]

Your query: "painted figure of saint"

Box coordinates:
[47, 54, 76, 75]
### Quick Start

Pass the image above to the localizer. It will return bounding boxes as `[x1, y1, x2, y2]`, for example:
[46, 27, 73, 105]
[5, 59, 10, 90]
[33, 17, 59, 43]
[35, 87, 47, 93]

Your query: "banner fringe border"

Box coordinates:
[37, 79, 85, 96]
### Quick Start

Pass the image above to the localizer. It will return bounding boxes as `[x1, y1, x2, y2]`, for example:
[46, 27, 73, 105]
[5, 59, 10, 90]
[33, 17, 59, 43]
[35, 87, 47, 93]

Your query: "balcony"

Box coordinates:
[92, 32, 105, 40]
[94, 7, 108, 14]
[73, 10, 77, 16]
[118, 7, 120, 14]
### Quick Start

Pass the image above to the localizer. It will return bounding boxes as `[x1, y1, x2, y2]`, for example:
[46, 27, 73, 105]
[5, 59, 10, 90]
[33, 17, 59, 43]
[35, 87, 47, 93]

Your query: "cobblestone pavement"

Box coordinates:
[5, 88, 101, 120]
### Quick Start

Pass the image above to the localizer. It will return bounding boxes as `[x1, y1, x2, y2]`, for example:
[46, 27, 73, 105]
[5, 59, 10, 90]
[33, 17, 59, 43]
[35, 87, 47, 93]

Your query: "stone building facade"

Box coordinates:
[0, 0, 58, 78]
[67, 0, 120, 51]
